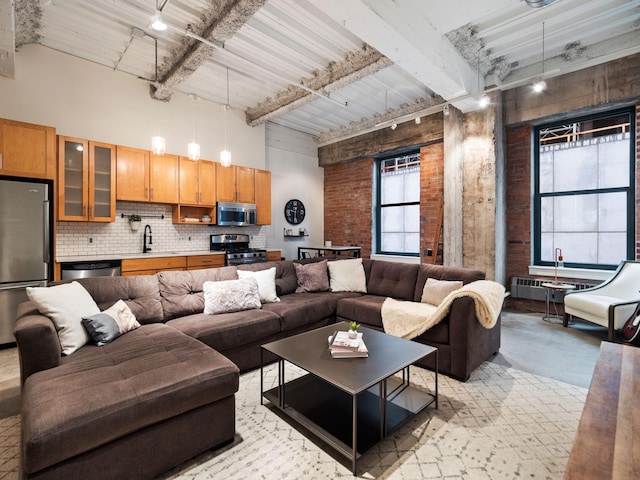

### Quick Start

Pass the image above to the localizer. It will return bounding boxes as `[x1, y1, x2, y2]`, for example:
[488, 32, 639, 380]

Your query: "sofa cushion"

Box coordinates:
[336, 295, 387, 329]
[262, 292, 345, 331]
[413, 264, 485, 302]
[21, 323, 239, 474]
[367, 260, 419, 300]
[203, 278, 261, 314]
[158, 267, 238, 320]
[237, 267, 280, 303]
[167, 309, 281, 351]
[26, 281, 99, 355]
[82, 299, 140, 346]
[328, 258, 367, 293]
[294, 260, 330, 293]
[73, 276, 164, 325]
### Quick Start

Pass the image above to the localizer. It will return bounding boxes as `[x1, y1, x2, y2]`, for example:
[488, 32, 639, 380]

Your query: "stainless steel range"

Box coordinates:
[210, 234, 267, 266]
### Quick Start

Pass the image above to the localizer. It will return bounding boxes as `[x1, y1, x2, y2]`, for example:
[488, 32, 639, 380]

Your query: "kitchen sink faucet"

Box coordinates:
[143, 224, 152, 253]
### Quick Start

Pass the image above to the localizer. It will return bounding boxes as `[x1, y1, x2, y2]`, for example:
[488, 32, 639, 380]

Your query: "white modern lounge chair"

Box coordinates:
[563, 260, 640, 341]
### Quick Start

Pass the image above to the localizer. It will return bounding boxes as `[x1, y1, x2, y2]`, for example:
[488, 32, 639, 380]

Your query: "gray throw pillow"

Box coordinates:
[82, 299, 140, 346]
[294, 260, 330, 293]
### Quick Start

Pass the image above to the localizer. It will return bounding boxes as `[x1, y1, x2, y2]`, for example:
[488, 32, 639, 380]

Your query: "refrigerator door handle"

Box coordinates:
[0, 282, 45, 291]
[43, 200, 50, 264]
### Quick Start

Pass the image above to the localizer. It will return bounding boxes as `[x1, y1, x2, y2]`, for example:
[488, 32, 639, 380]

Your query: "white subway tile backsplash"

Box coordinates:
[56, 202, 266, 259]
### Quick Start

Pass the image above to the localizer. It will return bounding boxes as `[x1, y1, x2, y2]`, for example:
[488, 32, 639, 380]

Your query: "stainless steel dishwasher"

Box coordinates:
[61, 260, 121, 280]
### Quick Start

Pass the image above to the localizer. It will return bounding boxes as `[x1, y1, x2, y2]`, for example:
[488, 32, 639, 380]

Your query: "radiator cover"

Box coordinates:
[510, 277, 600, 302]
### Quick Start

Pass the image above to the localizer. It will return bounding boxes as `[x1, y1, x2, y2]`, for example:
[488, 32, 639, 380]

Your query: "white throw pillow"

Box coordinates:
[203, 278, 262, 314]
[421, 278, 463, 306]
[26, 281, 100, 355]
[327, 258, 367, 293]
[237, 267, 280, 303]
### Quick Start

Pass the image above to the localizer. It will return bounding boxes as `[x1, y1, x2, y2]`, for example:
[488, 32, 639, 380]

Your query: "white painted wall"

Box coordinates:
[265, 123, 323, 260]
[0, 44, 265, 168]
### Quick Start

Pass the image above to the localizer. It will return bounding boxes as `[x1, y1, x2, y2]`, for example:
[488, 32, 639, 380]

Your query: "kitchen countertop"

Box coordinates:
[56, 248, 281, 263]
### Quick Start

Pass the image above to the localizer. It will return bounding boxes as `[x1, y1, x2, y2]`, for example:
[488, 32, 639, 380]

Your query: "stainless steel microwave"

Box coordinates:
[216, 202, 257, 226]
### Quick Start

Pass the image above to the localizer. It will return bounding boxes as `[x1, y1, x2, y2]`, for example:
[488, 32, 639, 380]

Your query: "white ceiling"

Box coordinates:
[6, 0, 640, 144]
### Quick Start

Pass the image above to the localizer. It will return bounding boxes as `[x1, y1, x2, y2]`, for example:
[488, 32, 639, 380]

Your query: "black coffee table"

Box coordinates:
[260, 322, 437, 474]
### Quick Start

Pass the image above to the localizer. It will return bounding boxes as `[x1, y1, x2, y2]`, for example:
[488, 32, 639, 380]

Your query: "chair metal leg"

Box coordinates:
[608, 309, 615, 342]
[563, 313, 569, 328]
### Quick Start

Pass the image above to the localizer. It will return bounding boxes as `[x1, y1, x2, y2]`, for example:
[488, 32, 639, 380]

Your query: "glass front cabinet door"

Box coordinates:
[58, 136, 115, 222]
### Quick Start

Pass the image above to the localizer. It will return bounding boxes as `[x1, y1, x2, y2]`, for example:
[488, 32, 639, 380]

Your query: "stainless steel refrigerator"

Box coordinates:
[0, 177, 52, 345]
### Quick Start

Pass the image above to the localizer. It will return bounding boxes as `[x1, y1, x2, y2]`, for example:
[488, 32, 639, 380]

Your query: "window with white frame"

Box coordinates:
[376, 152, 420, 256]
[534, 108, 635, 269]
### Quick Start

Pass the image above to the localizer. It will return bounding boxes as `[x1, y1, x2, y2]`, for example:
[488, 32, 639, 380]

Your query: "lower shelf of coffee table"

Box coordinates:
[263, 373, 435, 458]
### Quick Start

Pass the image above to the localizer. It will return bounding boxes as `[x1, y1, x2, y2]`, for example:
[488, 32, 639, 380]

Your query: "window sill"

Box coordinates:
[371, 254, 420, 264]
[528, 265, 614, 282]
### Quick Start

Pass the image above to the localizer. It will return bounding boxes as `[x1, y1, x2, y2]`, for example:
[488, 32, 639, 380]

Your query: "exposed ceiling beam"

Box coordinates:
[151, 0, 267, 101]
[245, 44, 392, 126]
[316, 0, 479, 102]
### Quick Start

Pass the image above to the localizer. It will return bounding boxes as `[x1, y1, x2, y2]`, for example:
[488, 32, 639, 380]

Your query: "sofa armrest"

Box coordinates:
[447, 296, 501, 380]
[14, 302, 61, 386]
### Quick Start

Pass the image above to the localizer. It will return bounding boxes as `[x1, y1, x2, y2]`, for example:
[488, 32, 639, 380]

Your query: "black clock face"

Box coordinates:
[284, 199, 305, 225]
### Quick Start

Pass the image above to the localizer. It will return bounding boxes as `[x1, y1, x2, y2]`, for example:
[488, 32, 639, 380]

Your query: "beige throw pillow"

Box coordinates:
[294, 260, 330, 293]
[27, 281, 100, 355]
[237, 267, 280, 303]
[421, 278, 463, 306]
[327, 258, 367, 293]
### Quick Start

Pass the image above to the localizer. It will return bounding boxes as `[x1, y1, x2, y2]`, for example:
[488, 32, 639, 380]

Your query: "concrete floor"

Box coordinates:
[0, 310, 609, 419]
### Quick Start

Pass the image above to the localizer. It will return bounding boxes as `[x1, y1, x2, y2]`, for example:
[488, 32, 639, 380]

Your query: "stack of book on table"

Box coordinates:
[329, 331, 369, 358]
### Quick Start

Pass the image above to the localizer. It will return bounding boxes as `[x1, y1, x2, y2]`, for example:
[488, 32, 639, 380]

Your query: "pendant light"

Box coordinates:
[150, 36, 165, 155]
[187, 94, 200, 160]
[533, 22, 547, 93]
[220, 68, 232, 168]
[477, 50, 490, 108]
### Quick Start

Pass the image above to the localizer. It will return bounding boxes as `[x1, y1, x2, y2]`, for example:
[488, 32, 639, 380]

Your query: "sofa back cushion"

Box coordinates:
[74, 276, 163, 325]
[413, 264, 485, 302]
[366, 260, 419, 300]
[158, 267, 237, 320]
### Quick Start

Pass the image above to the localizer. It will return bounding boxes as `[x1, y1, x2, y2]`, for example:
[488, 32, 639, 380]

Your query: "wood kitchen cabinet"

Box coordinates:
[266, 250, 281, 262]
[254, 168, 271, 225]
[179, 157, 216, 206]
[216, 164, 255, 204]
[121, 256, 186, 276]
[0, 118, 56, 179]
[58, 136, 116, 222]
[116, 146, 179, 204]
[186, 254, 225, 270]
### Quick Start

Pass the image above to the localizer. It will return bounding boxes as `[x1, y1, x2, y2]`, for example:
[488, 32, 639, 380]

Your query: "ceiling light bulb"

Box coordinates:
[479, 94, 490, 108]
[390, 121, 397, 130]
[151, 135, 166, 155]
[220, 149, 232, 168]
[415, 116, 421, 124]
[151, 10, 167, 31]
[533, 79, 547, 93]
[443, 104, 450, 116]
[187, 142, 200, 161]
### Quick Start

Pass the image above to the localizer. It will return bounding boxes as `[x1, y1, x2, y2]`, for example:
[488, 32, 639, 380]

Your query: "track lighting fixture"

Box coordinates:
[479, 93, 490, 108]
[443, 104, 450, 116]
[390, 121, 397, 130]
[414, 116, 421, 125]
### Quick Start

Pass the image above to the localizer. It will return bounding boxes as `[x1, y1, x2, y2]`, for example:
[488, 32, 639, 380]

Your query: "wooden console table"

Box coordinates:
[564, 342, 639, 479]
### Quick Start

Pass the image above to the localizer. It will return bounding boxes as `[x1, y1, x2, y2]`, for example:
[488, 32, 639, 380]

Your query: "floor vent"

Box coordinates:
[510, 277, 600, 302]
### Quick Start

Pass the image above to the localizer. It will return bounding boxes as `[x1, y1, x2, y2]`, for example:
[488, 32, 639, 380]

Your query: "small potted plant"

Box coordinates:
[128, 214, 142, 231]
[348, 321, 360, 339]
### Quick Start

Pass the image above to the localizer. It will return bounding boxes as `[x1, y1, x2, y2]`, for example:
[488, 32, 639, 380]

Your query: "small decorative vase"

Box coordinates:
[348, 329, 358, 339]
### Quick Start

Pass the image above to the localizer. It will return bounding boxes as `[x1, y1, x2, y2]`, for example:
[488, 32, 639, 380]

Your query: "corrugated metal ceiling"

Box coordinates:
[8, 0, 640, 144]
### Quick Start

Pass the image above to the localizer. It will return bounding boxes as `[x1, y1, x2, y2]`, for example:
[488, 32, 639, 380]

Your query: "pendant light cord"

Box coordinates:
[224, 68, 229, 150]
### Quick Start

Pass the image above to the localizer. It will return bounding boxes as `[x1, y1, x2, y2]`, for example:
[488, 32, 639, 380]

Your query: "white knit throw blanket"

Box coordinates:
[381, 280, 506, 340]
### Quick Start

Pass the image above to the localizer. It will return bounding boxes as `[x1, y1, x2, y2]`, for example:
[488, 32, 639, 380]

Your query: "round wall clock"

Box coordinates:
[284, 199, 305, 225]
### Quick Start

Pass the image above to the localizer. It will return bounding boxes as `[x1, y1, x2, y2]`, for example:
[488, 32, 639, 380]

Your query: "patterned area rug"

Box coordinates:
[0, 361, 586, 480]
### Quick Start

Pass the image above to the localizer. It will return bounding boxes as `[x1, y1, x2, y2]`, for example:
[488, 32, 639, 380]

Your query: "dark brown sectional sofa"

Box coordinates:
[14, 258, 501, 480]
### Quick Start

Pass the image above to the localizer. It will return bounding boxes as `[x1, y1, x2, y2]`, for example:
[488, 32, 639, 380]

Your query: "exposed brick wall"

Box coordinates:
[324, 158, 374, 258]
[420, 142, 444, 263]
